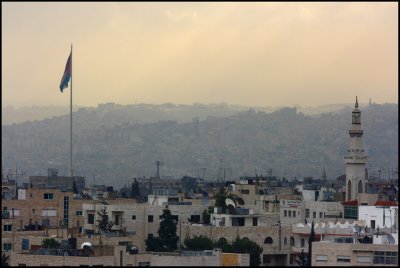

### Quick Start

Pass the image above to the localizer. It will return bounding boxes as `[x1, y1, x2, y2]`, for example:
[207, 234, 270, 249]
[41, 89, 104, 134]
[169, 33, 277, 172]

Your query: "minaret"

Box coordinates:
[344, 97, 367, 201]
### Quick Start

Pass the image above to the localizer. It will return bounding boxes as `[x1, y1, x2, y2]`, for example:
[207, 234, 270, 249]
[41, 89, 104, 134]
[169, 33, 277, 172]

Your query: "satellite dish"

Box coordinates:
[81, 242, 93, 249]
[387, 234, 395, 245]
[225, 198, 236, 208]
[128, 246, 139, 254]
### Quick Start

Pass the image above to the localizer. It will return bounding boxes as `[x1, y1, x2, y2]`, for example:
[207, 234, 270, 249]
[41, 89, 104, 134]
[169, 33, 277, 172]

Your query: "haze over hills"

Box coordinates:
[2, 102, 364, 126]
[2, 102, 397, 189]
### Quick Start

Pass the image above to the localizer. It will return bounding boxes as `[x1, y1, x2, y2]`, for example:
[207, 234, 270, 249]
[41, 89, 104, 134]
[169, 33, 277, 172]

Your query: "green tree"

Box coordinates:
[130, 178, 141, 199]
[145, 236, 164, 252]
[307, 221, 315, 267]
[145, 206, 179, 252]
[295, 249, 307, 267]
[214, 237, 232, 252]
[214, 188, 234, 208]
[1, 253, 10, 266]
[96, 205, 114, 233]
[202, 206, 214, 224]
[184, 235, 214, 251]
[41, 238, 61, 249]
[231, 237, 263, 266]
[158, 206, 179, 251]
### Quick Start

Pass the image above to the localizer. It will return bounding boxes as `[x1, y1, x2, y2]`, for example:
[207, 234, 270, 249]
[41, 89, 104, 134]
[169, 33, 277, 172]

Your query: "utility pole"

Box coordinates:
[201, 168, 206, 181]
[155, 161, 164, 178]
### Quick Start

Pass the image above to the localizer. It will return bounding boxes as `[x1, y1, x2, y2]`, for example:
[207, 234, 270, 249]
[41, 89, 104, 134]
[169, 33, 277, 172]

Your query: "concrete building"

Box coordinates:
[10, 247, 250, 266]
[312, 241, 398, 266]
[28, 168, 85, 193]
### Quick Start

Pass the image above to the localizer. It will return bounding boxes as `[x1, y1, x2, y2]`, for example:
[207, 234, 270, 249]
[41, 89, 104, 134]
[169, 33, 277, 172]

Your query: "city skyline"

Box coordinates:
[2, 2, 398, 108]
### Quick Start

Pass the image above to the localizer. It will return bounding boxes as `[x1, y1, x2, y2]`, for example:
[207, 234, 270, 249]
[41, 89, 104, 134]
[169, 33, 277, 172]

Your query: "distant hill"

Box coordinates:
[2, 103, 397, 188]
[2, 102, 357, 126]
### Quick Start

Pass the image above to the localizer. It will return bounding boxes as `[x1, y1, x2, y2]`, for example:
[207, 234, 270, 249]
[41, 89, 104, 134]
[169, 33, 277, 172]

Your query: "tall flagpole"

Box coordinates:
[70, 44, 73, 177]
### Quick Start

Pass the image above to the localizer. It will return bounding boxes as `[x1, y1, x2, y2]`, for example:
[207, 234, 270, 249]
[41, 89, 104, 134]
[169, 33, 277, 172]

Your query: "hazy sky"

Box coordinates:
[2, 2, 398, 107]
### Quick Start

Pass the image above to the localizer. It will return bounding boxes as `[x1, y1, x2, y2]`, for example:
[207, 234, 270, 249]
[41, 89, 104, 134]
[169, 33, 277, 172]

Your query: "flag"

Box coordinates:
[59, 51, 72, 92]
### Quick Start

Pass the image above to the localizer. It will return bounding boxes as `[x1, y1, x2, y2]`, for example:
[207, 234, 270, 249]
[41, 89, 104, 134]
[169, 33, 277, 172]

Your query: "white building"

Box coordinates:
[358, 205, 398, 229]
[344, 97, 367, 201]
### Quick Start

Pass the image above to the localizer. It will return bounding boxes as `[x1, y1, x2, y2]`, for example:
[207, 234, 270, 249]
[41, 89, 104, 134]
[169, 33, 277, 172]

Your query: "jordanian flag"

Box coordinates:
[59, 51, 72, 92]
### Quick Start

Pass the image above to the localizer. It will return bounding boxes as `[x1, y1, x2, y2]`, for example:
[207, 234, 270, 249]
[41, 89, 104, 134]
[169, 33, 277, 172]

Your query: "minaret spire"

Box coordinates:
[345, 97, 367, 201]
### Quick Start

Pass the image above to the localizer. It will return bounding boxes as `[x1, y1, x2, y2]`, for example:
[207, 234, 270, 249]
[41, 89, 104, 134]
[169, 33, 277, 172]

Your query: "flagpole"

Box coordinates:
[70, 44, 73, 177]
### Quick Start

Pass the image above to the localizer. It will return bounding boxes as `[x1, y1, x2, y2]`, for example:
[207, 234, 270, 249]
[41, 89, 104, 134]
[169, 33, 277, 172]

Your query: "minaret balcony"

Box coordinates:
[349, 129, 363, 137]
[344, 155, 367, 164]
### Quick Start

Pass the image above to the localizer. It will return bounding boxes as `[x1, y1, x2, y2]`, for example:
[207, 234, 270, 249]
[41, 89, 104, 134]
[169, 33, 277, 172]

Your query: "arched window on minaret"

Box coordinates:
[347, 180, 352, 200]
[358, 180, 363, 194]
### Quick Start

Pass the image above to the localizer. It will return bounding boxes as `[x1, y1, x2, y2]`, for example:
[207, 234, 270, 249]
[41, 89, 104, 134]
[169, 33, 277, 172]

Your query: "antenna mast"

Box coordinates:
[155, 161, 164, 178]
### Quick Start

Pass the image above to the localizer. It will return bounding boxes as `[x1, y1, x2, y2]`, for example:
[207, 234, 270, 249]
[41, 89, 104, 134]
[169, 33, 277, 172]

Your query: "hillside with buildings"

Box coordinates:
[2, 100, 398, 267]
[2, 103, 398, 187]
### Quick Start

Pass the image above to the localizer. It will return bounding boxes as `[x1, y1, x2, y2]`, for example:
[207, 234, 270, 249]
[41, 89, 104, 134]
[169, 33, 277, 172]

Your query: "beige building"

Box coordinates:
[10, 247, 250, 266]
[312, 241, 398, 266]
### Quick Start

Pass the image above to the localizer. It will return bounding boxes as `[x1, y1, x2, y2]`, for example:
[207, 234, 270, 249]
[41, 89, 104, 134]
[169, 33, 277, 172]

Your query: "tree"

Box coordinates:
[184, 235, 214, 251]
[214, 188, 234, 209]
[130, 178, 141, 200]
[214, 237, 232, 252]
[231, 237, 263, 266]
[158, 206, 179, 251]
[307, 221, 315, 267]
[72, 181, 78, 194]
[145, 236, 164, 252]
[41, 238, 61, 249]
[202, 206, 214, 224]
[295, 249, 307, 267]
[145, 206, 179, 252]
[1, 253, 10, 266]
[96, 205, 114, 233]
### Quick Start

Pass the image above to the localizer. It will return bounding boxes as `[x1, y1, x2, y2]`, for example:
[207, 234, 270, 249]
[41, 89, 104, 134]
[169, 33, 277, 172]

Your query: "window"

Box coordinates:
[316, 255, 327, 261]
[264, 237, 273, 244]
[88, 213, 95, 224]
[263, 255, 272, 264]
[148, 215, 153, 222]
[385, 251, 398, 264]
[284, 237, 287, 245]
[313, 212, 316, 218]
[240, 189, 250, 194]
[3, 224, 12, 231]
[253, 217, 258, 226]
[132, 215, 136, 220]
[373, 251, 385, 264]
[288, 210, 292, 217]
[306, 209, 310, 218]
[63, 196, 69, 227]
[319, 212, 323, 218]
[284, 210, 287, 217]
[290, 237, 295, 246]
[44, 193, 54, 200]
[232, 217, 245, 226]
[3, 243, 12, 251]
[301, 238, 305, 247]
[190, 215, 200, 223]
[42, 209, 57, 217]
[373, 251, 398, 265]
[337, 256, 351, 262]
[371, 220, 375, 229]
[344, 206, 358, 219]
[293, 211, 296, 217]
[22, 239, 29, 251]
[76, 210, 83, 216]
[357, 256, 371, 263]
[147, 233, 153, 238]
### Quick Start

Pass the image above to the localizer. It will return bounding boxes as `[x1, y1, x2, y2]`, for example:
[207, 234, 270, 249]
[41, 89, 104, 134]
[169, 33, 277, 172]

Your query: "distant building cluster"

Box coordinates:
[2, 98, 398, 266]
